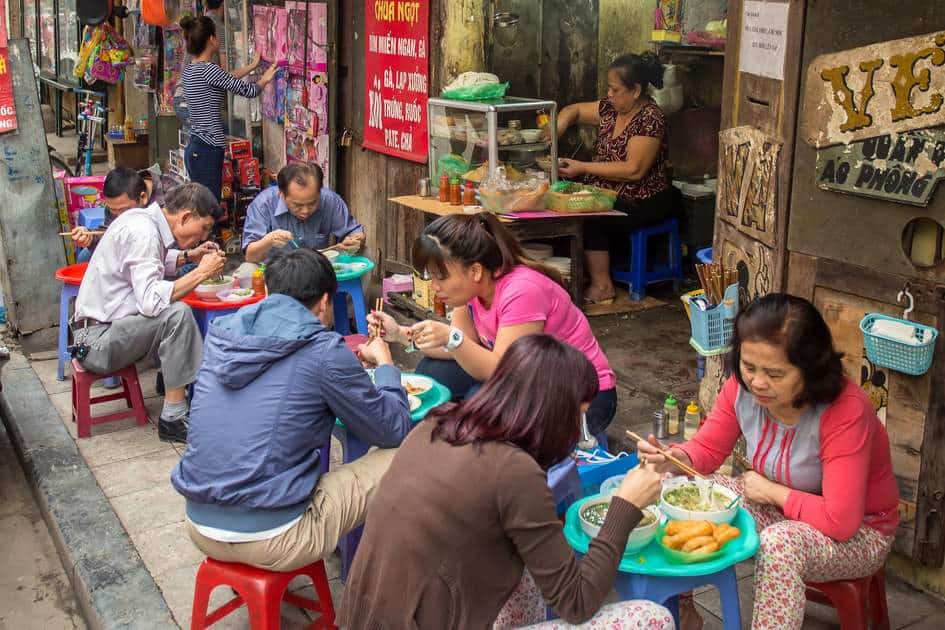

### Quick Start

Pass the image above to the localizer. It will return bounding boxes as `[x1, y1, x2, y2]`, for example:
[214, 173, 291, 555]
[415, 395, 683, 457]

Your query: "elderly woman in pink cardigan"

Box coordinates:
[638, 293, 899, 630]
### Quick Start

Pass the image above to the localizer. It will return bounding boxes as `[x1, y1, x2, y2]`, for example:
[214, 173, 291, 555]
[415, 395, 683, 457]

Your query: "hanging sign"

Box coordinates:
[815, 129, 945, 206]
[802, 31, 945, 148]
[362, 0, 429, 163]
[0, 0, 16, 134]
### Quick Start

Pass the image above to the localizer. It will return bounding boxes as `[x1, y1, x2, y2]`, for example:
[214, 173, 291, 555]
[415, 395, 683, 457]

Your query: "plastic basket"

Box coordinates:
[545, 186, 618, 213]
[696, 247, 713, 264]
[689, 283, 739, 356]
[859, 313, 938, 376]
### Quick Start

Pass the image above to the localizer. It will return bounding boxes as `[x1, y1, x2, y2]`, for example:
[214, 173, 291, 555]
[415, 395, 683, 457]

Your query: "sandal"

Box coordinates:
[583, 292, 616, 306]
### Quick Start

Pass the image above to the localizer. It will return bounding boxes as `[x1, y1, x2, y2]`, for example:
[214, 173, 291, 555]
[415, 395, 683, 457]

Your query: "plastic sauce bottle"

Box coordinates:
[252, 266, 266, 297]
[462, 181, 476, 206]
[664, 394, 680, 436]
[684, 400, 700, 440]
[438, 174, 449, 202]
[449, 177, 462, 205]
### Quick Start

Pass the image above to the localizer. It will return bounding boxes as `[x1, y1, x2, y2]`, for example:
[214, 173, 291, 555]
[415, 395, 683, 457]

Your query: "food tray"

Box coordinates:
[545, 186, 617, 213]
[563, 497, 759, 576]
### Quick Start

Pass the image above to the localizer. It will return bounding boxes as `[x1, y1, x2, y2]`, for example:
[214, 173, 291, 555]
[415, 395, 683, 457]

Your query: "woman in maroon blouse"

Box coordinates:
[555, 53, 674, 304]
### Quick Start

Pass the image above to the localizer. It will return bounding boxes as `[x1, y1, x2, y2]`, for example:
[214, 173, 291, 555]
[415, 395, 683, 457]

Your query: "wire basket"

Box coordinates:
[689, 283, 739, 356]
[859, 313, 938, 376]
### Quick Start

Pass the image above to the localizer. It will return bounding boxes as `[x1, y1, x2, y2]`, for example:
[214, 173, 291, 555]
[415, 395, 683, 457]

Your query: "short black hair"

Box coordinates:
[103, 167, 147, 201]
[205, 0, 224, 9]
[163, 182, 223, 220]
[729, 293, 846, 408]
[264, 248, 337, 308]
[277, 162, 323, 193]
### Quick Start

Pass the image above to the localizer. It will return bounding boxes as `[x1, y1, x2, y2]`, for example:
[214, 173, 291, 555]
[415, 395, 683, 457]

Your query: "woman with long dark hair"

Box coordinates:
[637, 294, 899, 630]
[369, 212, 618, 436]
[554, 52, 674, 305]
[340, 335, 672, 628]
[178, 15, 278, 200]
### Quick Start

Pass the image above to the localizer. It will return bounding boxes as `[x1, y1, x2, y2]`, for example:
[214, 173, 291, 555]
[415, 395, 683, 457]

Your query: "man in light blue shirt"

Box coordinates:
[242, 162, 364, 264]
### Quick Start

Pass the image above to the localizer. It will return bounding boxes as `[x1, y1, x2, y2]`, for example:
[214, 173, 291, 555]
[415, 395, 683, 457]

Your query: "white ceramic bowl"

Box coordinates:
[195, 277, 233, 301]
[408, 394, 422, 412]
[217, 288, 256, 302]
[402, 374, 435, 399]
[659, 476, 739, 525]
[579, 498, 661, 552]
[599, 474, 626, 495]
[520, 129, 543, 143]
[323, 250, 340, 261]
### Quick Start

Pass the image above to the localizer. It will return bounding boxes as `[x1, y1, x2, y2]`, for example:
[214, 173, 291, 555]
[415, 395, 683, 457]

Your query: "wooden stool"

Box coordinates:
[190, 558, 337, 630]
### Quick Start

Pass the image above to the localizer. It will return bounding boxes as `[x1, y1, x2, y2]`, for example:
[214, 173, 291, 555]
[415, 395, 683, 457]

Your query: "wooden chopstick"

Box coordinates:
[626, 430, 707, 480]
[319, 243, 345, 253]
[60, 230, 105, 237]
[370, 298, 384, 339]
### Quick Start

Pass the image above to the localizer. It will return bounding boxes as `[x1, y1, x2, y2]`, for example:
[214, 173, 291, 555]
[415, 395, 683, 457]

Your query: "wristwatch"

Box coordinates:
[445, 327, 464, 352]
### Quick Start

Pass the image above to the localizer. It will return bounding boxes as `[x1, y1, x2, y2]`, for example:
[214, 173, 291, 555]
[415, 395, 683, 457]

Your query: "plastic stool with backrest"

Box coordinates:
[71, 359, 148, 438]
[190, 558, 337, 630]
[805, 568, 890, 630]
[612, 217, 683, 300]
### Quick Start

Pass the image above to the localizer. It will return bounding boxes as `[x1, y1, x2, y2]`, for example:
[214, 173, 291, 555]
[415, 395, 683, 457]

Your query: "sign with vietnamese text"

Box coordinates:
[816, 129, 945, 206]
[0, 0, 15, 134]
[738, 1, 789, 81]
[802, 31, 945, 148]
[363, 0, 429, 162]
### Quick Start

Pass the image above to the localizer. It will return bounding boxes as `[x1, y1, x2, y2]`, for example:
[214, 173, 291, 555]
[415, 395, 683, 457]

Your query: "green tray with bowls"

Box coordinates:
[563, 494, 760, 576]
[336, 373, 451, 427]
[332, 255, 375, 282]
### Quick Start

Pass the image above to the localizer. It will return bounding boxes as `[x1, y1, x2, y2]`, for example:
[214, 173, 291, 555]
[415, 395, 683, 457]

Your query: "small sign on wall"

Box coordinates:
[738, 1, 790, 81]
[815, 129, 945, 206]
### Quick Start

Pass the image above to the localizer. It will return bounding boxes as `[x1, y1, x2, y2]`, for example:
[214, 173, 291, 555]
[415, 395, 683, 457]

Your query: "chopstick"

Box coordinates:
[369, 298, 384, 339]
[695, 262, 737, 306]
[626, 431, 707, 480]
[319, 243, 345, 253]
[60, 230, 105, 237]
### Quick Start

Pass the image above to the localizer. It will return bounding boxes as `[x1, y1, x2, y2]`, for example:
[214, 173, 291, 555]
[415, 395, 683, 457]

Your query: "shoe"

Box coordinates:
[158, 416, 189, 444]
[156, 372, 165, 396]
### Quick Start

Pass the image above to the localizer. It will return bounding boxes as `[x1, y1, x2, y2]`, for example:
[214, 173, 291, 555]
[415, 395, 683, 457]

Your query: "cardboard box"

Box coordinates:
[238, 158, 260, 188]
[225, 137, 252, 161]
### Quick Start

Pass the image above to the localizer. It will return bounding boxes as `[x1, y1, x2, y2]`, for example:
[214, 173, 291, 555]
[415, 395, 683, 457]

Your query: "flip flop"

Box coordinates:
[583, 294, 615, 306]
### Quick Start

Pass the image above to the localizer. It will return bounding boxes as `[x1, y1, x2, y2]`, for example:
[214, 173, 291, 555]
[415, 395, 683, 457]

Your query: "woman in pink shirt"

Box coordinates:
[369, 213, 618, 434]
[638, 293, 899, 630]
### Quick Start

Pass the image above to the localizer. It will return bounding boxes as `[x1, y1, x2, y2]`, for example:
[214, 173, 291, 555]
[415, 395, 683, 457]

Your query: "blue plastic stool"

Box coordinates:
[612, 567, 742, 630]
[333, 278, 369, 336]
[57, 283, 80, 381]
[612, 218, 683, 300]
[547, 458, 583, 516]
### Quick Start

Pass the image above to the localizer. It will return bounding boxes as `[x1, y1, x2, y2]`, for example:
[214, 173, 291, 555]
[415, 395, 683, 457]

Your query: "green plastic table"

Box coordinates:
[562, 494, 759, 628]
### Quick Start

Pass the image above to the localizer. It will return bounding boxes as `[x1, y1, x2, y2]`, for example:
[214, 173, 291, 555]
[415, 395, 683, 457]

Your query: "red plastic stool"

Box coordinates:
[71, 360, 148, 438]
[190, 558, 337, 630]
[343, 334, 369, 355]
[805, 568, 890, 630]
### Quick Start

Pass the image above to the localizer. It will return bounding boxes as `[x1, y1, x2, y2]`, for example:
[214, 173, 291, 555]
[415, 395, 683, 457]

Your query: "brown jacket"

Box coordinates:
[339, 420, 642, 629]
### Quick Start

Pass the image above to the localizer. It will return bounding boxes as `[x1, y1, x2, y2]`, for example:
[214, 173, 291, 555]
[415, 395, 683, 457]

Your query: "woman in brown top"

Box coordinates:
[339, 335, 671, 629]
[555, 53, 674, 304]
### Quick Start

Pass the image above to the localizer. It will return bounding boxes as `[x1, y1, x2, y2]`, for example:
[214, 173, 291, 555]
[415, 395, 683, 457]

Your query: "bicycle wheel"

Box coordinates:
[48, 149, 73, 177]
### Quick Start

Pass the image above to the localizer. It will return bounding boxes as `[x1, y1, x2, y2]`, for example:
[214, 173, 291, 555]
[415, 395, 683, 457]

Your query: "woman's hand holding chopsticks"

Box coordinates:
[630, 431, 699, 477]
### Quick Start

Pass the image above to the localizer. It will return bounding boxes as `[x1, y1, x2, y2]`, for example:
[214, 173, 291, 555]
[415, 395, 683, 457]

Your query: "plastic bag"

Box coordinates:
[436, 154, 470, 183]
[441, 82, 510, 101]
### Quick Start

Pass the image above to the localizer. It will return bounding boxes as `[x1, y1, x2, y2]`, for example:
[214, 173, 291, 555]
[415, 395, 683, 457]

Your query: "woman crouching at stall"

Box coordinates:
[368, 213, 618, 436]
[637, 294, 899, 630]
[339, 334, 673, 628]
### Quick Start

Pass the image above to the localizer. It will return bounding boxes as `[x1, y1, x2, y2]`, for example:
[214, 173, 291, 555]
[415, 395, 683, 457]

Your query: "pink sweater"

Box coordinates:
[677, 377, 899, 541]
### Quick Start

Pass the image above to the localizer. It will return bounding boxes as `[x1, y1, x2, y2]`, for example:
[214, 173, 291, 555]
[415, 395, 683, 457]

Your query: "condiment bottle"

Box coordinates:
[252, 266, 266, 296]
[536, 109, 550, 128]
[438, 174, 449, 202]
[462, 181, 475, 206]
[652, 409, 667, 440]
[124, 115, 135, 141]
[684, 400, 700, 440]
[664, 394, 679, 436]
[434, 294, 446, 317]
[449, 177, 462, 205]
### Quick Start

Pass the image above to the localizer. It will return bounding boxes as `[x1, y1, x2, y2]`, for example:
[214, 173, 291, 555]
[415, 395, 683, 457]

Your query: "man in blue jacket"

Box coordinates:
[171, 247, 412, 571]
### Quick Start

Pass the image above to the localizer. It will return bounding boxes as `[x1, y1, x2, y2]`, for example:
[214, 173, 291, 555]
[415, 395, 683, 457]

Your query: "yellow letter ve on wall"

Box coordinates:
[802, 31, 945, 148]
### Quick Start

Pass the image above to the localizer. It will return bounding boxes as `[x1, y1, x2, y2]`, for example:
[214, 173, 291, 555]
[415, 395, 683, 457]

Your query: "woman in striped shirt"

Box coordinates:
[179, 16, 279, 200]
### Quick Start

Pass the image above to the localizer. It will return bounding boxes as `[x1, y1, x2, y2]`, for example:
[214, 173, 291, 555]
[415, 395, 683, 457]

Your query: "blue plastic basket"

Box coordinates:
[695, 247, 713, 265]
[859, 313, 938, 376]
[689, 283, 739, 356]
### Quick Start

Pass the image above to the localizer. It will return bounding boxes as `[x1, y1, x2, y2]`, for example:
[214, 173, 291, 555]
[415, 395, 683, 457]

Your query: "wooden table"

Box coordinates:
[390, 195, 623, 307]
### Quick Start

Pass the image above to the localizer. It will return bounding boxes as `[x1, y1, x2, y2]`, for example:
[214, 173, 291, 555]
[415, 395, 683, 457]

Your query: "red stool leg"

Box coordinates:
[246, 579, 284, 630]
[190, 561, 215, 630]
[74, 372, 93, 438]
[295, 562, 336, 629]
[823, 581, 868, 630]
[869, 570, 891, 630]
[122, 367, 149, 426]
